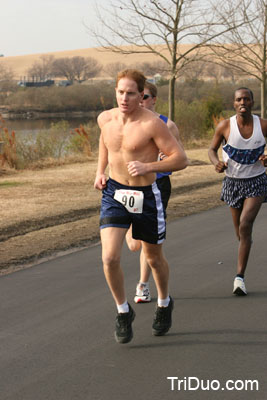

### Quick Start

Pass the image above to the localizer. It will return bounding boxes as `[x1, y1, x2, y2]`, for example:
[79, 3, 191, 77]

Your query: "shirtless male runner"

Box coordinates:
[125, 81, 183, 303]
[209, 87, 267, 296]
[94, 69, 188, 343]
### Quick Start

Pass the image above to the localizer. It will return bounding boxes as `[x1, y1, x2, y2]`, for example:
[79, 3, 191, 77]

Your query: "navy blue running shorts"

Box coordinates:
[221, 173, 267, 208]
[156, 175, 171, 219]
[100, 178, 166, 244]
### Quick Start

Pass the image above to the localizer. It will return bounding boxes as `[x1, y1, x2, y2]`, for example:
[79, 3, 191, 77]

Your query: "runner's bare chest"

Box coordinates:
[236, 118, 253, 139]
[103, 122, 154, 154]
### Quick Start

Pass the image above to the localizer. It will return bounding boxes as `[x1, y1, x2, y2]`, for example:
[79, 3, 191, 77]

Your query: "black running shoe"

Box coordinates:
[114, 303, 135, 344]
[152, 296, 174, 336]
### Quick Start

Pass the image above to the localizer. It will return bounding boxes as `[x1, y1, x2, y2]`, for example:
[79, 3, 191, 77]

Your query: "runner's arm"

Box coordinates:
[159, 119, 183, 160]
[260, 118, 267, 137]
[127, 121, 188, 176]
[208, 120, 229, 173]
[167, 119, 182, 146]
[94, 133, 108, 190]
[258, 118, 267, 166]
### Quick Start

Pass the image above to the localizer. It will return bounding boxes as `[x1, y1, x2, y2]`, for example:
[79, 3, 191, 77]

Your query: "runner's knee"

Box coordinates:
[145, 253, 163, 270]
[102, 252, 121, 269]
[239, 219, 253, 238]
[127, 240, 141, 252]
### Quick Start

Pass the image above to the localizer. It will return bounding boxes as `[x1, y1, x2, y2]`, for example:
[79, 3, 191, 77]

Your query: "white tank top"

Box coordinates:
[222, 115, 266, 178]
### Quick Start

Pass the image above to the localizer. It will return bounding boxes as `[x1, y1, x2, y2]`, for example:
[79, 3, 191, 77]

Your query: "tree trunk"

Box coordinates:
[261, 75, 267, 118]
[262, 3, 267, 118]
[168, 75, 176, 121]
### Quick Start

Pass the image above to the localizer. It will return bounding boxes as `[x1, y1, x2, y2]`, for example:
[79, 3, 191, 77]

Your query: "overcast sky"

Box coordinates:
[0, 0, 103, 57]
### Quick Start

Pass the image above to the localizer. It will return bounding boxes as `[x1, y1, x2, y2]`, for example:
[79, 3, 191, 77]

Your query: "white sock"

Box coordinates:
[158, 296, 170, 308]
[117, 300, 129, 313]
[140, 281, 149, 287]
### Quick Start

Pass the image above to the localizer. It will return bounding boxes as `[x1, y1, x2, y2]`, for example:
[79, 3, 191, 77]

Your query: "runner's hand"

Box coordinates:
[159, 151, 167, 160]
[259, 154, 267, 167]
[127, 161, 148, 176]
[94, 174, 107, 190]
[215, 161, 228, 173]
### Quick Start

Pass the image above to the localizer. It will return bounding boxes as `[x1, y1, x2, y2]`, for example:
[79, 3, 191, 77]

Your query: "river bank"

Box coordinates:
[0, 108, 98, 121]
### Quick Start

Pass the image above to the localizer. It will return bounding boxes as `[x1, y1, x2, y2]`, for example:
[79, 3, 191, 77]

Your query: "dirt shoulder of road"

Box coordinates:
[0, 148, 224, 275]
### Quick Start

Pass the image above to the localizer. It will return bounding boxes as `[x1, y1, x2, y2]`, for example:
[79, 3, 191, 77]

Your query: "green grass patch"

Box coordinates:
[0, 181, 25, 188]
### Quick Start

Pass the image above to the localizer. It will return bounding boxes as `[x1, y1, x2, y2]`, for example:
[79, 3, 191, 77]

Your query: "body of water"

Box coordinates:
[3, 117, 96, 137]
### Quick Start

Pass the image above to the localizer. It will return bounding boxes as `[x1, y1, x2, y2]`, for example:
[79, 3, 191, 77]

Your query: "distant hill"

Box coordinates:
[0, 44, 193, 80]
[0, 44, 255, 83]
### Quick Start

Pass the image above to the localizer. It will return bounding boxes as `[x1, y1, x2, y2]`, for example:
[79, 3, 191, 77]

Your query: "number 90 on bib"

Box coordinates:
[114, 189, 144, 214]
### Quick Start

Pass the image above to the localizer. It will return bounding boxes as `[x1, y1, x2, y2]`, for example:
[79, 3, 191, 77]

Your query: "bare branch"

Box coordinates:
[88, 0, 254, 119]
[208, 0, 267, 116]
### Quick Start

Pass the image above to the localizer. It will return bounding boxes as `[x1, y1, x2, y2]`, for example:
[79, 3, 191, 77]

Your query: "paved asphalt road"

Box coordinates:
[1, 205, 267, 400]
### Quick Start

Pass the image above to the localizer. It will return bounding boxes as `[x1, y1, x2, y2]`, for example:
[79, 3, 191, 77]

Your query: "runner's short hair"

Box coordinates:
[235, 87, 254, 101]
[145, 81, 157, 98]
[116, 69, 146, 93]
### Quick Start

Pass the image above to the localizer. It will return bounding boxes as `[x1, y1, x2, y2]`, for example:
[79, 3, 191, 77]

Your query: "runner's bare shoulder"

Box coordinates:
[259, 117, 267, 136]
[97, 109, 117, 129]
[142, 107, 163, 126]
[215, 118, 230, 136]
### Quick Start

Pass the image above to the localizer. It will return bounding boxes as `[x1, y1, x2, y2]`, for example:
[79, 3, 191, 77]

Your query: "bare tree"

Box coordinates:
[71, 56, 102, 82]
[104, 62, 127, 79]
[52, 56, 102, 83]
[0, 63, 15, 92]
[135, 60, 169, 77]
[208, 0, 267, 117]
[104, 60, 168, 80]
[52, 57, 74, 82]
[220, 66, 240, 84]
[179, 59, 207, 82]
[27, 55, 55, 81]
[202, 63, 226, 85]
[90, 0, 245, 119]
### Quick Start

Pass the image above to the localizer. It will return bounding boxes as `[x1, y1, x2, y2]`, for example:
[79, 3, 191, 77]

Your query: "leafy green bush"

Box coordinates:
[157, 78, 260, 112]
[203, 95, 223, 130]
[156, 98, 217, 142]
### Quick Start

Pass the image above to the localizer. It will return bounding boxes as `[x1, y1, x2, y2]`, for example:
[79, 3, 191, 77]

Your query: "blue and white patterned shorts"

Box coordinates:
[221, 173, 267, 208]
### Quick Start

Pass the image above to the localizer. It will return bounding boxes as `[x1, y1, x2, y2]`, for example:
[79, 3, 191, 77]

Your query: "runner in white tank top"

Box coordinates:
[222, 114, 266, 179]
[208, 87, 267, 296]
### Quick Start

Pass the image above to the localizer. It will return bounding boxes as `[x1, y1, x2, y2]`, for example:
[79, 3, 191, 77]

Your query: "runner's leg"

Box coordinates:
[139, 248, 152, 283]
[231, 196, 264, 276]
[125, 225, 141, 252]
[100, 227, 128, 305]
[141, 242, 169, 300]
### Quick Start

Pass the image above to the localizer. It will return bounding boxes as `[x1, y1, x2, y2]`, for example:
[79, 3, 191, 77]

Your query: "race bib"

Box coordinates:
[114, 189, 144, 214]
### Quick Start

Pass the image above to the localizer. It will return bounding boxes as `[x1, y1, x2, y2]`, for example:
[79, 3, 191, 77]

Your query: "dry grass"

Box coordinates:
[0, 147, 224, 272]
[0, 160, 100, 228]
[0, 44, 173, 80]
